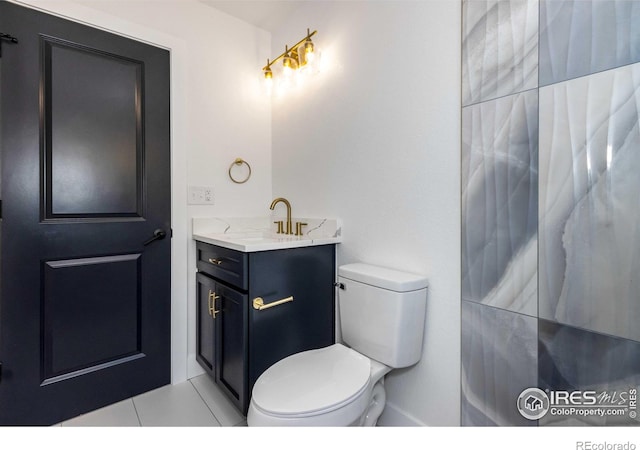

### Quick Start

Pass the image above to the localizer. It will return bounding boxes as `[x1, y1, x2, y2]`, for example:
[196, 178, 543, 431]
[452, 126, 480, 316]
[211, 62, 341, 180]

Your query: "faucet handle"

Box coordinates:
[274, 221, 284, 234]
[295, 222, 308, 236]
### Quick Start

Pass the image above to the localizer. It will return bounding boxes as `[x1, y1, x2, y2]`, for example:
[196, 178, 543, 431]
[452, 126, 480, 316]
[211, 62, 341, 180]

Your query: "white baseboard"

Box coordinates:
[377, 401, 426, 427]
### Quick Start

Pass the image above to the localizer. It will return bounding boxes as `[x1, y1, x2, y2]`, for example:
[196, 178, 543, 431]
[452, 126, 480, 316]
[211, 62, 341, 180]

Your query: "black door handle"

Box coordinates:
[143, 229, 167, 246]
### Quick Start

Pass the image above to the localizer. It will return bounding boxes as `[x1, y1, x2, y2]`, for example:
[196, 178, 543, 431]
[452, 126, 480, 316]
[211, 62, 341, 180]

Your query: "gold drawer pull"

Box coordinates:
[208, 290, 221, 318]
[208, 258, 223, 265]
[253, 296, 294, 311]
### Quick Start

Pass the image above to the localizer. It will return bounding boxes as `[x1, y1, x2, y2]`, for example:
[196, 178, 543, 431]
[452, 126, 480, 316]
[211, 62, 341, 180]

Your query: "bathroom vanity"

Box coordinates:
[193, 217, 341, 414]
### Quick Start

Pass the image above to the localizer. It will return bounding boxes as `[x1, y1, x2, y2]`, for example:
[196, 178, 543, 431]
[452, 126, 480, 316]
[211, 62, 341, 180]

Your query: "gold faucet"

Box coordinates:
[270, 197, 293, 235]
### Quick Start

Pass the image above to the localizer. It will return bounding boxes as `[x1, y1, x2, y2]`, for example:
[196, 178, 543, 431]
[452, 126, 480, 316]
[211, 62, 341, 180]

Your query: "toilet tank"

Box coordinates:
[338, 263, 428, 368]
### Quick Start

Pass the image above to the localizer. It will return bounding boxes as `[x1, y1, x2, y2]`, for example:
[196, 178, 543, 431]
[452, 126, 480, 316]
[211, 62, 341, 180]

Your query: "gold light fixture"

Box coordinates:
[264, 60, 273, 80]
[263, 28, 317, 81]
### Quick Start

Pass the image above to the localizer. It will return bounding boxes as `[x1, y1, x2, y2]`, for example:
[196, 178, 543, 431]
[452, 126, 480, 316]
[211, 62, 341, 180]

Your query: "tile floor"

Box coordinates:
[55, 374, 246, 427]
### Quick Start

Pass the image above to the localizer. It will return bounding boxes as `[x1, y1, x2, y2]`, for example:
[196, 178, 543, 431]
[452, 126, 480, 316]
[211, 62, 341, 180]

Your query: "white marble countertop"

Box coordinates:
[192, 217, 342, 252]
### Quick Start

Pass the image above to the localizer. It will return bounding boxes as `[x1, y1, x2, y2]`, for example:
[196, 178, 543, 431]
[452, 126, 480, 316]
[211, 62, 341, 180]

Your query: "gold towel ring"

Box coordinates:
[228, 158, 252, 184]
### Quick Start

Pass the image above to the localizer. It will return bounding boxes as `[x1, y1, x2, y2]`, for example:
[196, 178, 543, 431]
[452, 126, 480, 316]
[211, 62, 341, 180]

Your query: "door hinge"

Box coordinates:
[0, 33, 19, 58]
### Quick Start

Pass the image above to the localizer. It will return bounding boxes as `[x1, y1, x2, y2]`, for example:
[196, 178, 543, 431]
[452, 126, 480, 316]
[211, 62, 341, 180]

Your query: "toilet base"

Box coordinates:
[363, 381, 387, 426]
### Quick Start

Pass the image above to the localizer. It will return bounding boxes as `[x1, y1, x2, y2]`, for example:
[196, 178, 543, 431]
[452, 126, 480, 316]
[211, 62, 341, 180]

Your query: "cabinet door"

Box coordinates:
[248, 245, 335, 390]
[215, 283, 248, 413]
[195, 273, 216, 376]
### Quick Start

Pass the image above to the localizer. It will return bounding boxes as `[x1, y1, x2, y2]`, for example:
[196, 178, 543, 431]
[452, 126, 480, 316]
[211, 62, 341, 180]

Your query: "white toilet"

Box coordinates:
[247, 263, 428, 426]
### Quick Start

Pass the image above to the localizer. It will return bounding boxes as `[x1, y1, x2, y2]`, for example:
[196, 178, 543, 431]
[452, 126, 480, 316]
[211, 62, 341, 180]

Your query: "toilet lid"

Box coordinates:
[252, 344, 371, 416]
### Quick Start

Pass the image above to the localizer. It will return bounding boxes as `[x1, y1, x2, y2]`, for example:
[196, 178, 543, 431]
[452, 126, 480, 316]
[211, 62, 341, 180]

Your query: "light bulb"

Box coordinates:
[282, 55, 294, 77]
[264, 76, 273, 95]
[304, 39, 314, 59]
[305, 50, 315, 65]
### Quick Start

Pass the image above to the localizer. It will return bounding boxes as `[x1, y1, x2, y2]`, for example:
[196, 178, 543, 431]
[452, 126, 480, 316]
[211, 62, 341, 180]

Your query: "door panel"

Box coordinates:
[42, 254, 141, 381]
[0, 2, 171, 425]
[44, 36, 143, 218]
[216, 282, 247, 406]
[196, 273, 216, 375]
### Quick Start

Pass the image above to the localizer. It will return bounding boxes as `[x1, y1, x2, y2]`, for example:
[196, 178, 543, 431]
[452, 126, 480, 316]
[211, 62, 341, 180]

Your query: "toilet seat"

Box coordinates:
[251, 344, 371, 417]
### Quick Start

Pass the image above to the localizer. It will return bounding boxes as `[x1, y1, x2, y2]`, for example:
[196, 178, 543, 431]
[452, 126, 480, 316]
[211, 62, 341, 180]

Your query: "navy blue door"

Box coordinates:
[0, 2, 171, 425]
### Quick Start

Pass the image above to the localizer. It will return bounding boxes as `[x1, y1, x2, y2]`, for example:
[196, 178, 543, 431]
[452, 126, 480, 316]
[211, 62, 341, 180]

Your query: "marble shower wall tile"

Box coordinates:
[538, 62, 640, 342]
[462, 90, 538, 316]
[461, 301, 538, 426]
[539, 320, 640, 426]
[540, 0, 640, 86]
[462, 0, 538, 106]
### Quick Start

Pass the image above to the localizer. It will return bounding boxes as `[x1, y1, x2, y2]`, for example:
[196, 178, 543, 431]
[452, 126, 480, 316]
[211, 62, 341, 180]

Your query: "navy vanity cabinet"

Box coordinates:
[195, 241, 336, 415]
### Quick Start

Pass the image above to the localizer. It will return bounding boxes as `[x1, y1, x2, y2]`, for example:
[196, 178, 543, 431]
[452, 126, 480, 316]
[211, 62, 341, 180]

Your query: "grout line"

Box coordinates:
[189, 378, 222, 426]
[131, 396, 143, 426]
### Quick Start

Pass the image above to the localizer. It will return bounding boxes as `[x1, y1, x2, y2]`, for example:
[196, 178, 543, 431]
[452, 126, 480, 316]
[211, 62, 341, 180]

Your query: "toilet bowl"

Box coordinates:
[247, 263, 428, 427]
[247, 344, 391, 426]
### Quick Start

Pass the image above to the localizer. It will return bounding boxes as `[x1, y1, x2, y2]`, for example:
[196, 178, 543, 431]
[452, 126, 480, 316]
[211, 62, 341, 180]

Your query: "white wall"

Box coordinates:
[14, 0, 272, 383]
[270, 1, 462, 426]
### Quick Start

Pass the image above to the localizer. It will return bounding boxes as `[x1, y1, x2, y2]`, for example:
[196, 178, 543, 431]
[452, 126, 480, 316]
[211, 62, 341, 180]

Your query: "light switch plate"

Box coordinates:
[188, 185, 215, 205]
